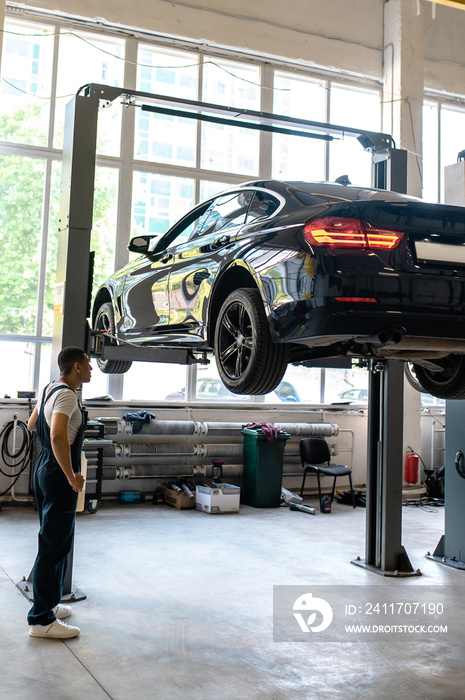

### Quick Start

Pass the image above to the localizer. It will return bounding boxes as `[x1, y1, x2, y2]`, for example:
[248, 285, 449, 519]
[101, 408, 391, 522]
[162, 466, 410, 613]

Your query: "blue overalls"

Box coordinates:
[27, 384, 86, 626]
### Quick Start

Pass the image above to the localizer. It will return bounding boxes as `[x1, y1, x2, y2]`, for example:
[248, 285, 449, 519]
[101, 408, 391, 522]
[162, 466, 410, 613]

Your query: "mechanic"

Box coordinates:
[26, 346, 92, 639]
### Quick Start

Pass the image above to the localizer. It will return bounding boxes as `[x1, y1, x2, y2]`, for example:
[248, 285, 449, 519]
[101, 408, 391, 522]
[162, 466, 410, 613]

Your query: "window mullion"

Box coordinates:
[259, 64, 273, 179]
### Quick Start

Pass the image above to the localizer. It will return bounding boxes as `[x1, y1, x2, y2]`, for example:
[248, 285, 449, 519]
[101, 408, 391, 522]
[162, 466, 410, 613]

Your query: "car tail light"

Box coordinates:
[302, 217, 404, 250]
[333, 297, 378, 303]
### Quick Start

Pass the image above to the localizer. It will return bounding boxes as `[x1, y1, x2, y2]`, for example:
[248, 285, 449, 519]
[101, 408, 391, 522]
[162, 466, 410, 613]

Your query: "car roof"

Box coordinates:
[236, 179, 420, 203]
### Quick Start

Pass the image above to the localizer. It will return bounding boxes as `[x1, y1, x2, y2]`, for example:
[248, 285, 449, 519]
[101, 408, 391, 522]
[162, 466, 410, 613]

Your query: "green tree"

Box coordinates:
[0, 104, 117, 336]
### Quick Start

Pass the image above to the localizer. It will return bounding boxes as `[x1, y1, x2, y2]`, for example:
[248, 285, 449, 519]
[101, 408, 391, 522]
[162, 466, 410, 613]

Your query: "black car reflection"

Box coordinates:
[92, 180, 465, 399]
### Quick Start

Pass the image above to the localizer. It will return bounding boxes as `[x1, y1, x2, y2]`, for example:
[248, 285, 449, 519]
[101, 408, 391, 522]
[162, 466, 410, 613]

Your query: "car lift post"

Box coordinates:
[352, 360, 420, 576]
[19, 88, 116, 605]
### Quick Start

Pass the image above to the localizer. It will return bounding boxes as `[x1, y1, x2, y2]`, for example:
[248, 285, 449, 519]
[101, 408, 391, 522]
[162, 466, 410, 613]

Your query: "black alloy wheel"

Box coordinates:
[214, 288, 288, 395]
[410, 354, 465, 400]
[94, 302, 132, 374]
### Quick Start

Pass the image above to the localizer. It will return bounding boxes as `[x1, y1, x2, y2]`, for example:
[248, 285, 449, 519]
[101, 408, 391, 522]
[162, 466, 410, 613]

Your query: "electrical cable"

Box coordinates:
[402, 498, 444, 512]
[0, 419, 34, 498]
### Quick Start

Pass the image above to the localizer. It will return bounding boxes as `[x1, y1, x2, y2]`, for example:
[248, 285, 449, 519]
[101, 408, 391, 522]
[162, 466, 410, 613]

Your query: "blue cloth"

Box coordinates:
[27, 384, 85, 626]
[123, 410, 156, 434]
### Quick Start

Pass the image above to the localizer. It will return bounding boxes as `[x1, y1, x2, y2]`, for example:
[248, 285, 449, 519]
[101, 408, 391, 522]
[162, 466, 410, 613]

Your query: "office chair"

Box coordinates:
[299, 437, 355, 507]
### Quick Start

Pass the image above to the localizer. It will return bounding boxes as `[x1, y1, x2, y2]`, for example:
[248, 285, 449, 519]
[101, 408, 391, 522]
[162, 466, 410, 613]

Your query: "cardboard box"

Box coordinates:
[195, 484, 240, 514]
[164, 486, 196, 510]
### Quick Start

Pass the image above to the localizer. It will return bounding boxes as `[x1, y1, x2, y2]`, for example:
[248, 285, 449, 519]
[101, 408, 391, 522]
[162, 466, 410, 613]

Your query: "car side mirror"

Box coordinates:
[127, 234, 159, 254]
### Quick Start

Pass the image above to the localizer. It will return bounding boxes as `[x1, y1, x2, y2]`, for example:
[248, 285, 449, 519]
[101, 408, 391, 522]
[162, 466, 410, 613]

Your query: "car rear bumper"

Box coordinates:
[270, 299, 465, 353]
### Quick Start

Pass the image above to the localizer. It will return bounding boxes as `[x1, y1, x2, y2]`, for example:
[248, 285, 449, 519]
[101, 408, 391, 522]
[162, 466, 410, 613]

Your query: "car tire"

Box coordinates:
[94, 302, 132, 374]
[410, 354, 465, 399]
[214, 288, 288, 395]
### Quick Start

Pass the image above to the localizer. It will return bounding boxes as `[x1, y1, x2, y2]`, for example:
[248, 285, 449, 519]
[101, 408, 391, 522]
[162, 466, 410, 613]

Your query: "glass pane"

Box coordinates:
[43, 162, 62, 337]
[135, 46, 198, 165]
[82, 358, 109, 401]
[0, 341, 36, 396]
[54, 29, 125, 154]
[131, 172, 195, 237]
[42, 164, 119, 336]
[0, 154, 45, 334]
[324, 366, 369, 404]
[268, 364, 321, 403]
[191, 359, 305, 404]
[199, 180, 230, 201]
[0, 19, 54, 146]
[329, 85, 381, 186]
[440, 105, 465, 202]
[38, 342, 52, 390]
[193, 360, 254, 402]
[91, 166, 119, 292]
[122, 362, 188, 401]
[423, 102, 439, 203]
[272, 72, 327, 180]
[201, 59, 260, 174]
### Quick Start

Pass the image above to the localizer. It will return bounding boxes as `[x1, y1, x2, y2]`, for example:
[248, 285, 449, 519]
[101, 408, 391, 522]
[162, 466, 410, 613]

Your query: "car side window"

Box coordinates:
[189, 191, 253, 240]
[246, 191, 280, 222]
[157, 202, 212, 251]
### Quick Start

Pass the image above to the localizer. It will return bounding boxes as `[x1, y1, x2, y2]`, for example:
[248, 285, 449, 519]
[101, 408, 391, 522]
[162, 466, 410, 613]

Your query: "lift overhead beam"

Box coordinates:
[82, 83, 396, 150]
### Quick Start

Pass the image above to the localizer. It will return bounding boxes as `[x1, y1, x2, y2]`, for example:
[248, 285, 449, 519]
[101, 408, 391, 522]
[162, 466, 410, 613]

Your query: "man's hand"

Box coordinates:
[69, 473, 85, 493]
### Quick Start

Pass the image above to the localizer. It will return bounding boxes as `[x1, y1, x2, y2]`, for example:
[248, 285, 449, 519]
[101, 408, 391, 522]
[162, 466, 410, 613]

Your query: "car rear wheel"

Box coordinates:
[214, 288, 288, 395]
[94, 302, 132, 374]
[410, 355, 465, 399]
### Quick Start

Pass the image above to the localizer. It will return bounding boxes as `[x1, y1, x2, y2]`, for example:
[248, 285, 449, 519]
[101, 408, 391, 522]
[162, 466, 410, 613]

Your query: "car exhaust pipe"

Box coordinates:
[353, 328, 405, 347]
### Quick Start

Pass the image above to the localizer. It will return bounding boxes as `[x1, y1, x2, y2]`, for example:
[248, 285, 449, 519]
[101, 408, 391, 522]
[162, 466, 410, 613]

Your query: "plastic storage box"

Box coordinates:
[195, 484, 240, 514]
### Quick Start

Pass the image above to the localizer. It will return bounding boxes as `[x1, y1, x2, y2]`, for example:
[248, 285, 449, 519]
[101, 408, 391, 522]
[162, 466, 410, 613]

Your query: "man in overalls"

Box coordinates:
[27, 346, 92, 638]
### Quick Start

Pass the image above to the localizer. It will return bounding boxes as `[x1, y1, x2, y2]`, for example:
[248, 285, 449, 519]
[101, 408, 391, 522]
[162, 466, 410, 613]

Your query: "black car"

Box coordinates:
[92, 179, 465, 399]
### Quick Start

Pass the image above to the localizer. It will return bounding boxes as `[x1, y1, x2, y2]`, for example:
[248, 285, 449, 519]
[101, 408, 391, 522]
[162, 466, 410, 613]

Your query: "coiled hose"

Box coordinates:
[0, 419, 34, 498]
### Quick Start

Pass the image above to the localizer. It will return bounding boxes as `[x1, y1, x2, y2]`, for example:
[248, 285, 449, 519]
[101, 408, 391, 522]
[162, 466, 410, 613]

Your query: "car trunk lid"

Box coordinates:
[358, 200, 465, 267]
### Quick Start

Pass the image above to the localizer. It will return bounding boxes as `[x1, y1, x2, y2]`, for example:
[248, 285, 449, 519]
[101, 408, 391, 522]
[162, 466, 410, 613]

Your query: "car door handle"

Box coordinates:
[160, 253, 173, 264]
[212, 235, 230, 248]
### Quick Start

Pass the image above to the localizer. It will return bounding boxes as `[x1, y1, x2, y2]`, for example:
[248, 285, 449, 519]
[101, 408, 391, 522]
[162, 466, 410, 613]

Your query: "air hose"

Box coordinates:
[0, 418, 34, 498]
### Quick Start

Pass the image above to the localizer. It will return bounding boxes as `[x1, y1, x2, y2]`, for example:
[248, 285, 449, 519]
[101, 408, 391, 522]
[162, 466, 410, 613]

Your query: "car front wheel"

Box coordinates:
[214, 288, 288, 395]
[410, 354, 465, 399]
[94, 302, 132, 374]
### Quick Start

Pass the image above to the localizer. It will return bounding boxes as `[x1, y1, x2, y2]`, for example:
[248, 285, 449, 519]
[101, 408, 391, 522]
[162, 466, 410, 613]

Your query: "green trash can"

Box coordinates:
[241, 427, 291, 507]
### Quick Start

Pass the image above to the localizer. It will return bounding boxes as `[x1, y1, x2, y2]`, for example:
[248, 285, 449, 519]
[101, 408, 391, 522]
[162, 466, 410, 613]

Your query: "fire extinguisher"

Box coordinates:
[405, 451, 419, 484]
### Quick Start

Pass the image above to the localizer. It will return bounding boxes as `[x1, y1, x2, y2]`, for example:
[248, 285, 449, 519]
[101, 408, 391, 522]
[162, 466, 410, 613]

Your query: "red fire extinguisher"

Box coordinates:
[405, 452, 419, 484]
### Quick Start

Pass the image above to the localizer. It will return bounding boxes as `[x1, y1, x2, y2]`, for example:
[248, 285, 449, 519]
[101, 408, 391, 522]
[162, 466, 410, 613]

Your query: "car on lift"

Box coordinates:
[92, 179, 465, 400]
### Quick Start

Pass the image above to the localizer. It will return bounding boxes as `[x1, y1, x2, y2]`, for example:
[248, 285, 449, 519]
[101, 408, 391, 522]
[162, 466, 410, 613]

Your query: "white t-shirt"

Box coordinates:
[39, 380, 82, 445]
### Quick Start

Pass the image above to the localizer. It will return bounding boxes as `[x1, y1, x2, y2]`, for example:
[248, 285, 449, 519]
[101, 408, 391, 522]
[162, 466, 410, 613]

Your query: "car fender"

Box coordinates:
[92, 281, 121, 327]
[206, 258, 275, 345]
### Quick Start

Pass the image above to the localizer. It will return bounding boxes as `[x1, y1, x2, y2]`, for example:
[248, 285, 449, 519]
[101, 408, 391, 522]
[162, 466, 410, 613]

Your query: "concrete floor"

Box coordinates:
[0, 498, 463, 700]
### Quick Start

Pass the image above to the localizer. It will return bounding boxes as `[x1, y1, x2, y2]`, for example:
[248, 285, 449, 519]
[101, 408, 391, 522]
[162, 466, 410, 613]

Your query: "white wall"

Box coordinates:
[424, 2, 465, 95]
[14, 0, 385, 78]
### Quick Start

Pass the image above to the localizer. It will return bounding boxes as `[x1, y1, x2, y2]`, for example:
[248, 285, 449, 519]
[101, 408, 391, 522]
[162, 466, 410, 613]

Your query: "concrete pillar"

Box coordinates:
[383, 0, 424, 198]
[384, 0, 424, 476]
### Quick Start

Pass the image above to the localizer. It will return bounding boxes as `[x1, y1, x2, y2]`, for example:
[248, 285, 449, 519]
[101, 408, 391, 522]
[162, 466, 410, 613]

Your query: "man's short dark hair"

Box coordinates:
[58, 346, 86, 376]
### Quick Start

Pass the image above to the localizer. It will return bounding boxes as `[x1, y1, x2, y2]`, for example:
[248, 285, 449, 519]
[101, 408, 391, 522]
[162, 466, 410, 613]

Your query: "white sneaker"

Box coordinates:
[53, 604, 72, 619]
[29, 619, 80, 639]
